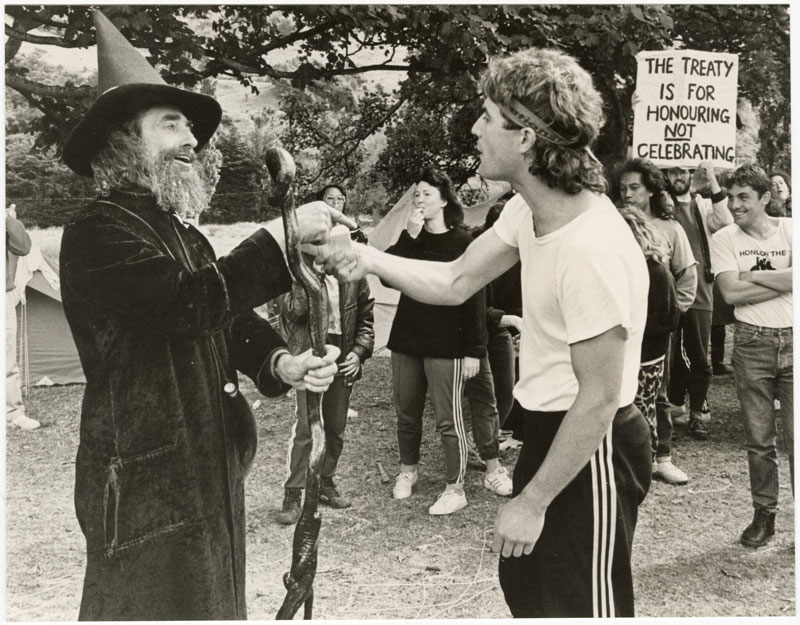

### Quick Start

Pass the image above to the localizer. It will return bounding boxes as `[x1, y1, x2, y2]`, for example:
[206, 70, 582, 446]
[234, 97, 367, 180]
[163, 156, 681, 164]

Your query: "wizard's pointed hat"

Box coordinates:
[63, 10, 221, 177]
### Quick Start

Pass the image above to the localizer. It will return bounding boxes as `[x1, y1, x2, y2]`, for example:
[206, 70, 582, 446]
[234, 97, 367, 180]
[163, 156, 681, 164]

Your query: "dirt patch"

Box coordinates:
[5, 352, 795, 619]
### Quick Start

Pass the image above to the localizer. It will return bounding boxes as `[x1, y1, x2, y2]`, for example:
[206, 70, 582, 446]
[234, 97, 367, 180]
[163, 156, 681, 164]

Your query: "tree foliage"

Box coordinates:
[5, 4, 790, 224]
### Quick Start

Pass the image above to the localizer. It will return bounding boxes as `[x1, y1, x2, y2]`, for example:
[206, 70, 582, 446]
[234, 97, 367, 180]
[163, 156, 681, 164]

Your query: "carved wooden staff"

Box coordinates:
[264, 147, 327, 620]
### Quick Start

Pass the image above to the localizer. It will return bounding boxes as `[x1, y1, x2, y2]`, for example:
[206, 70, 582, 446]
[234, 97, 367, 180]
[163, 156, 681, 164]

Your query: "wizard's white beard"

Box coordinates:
[145, 148, 210, 218]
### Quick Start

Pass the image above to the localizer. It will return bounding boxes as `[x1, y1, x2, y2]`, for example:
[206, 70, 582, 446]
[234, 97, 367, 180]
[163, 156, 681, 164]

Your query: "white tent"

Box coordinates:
[366, 181, 512, 355]
[14, 245, 85, 387]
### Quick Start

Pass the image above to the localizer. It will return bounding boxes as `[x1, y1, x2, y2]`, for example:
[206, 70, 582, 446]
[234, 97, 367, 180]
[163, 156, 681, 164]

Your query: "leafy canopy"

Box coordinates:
[6, 5, 789, 216]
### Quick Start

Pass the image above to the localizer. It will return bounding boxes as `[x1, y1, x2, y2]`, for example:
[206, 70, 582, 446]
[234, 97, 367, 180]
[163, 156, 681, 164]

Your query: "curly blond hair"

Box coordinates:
[480, 48, 607, 195]
[617, 206, 669, 264]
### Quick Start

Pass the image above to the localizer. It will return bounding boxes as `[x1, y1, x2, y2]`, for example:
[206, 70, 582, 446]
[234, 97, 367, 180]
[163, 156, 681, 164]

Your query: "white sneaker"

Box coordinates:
[499, 437, 522, 451]
[9, 415, 41, 430]
[428, 488, 467, 515]
[347, 408, 358, 418]
[392, 470, 418, 499]
[484, 466, 513, 496]
[669, 402, 689, 427]
[653, 458, 689, 485]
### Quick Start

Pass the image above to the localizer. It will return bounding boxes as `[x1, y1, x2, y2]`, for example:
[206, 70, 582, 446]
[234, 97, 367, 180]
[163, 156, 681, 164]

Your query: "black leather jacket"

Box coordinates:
[277, 267, 374, 383]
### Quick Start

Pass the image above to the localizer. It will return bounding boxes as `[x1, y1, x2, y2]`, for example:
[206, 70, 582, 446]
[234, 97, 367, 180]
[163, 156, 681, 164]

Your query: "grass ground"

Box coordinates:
[5, 345, 795, 620]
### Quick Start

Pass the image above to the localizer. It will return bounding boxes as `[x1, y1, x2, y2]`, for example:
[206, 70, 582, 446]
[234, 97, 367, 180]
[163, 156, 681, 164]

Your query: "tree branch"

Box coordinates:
[259, 18, 343, 53]
[6, 73, 93, 99]
[308, 86, 416, 185]
[5, 33, 24, 62]
[210, 55, 412, 83]
[4, 23, 86, 48]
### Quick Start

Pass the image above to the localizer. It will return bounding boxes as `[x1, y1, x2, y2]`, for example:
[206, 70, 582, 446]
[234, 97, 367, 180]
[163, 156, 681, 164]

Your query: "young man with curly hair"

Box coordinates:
[712, 164, 793, 549]
[325, 48, 651, 617]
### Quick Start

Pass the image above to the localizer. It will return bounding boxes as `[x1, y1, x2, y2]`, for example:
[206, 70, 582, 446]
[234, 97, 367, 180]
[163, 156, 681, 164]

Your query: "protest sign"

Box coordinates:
[632, 50, 738, 169]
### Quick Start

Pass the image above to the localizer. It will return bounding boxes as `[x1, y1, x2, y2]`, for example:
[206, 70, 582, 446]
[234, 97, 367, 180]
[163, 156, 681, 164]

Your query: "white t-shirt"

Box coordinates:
[493, 193, 649, 412]
[323, 273, 342, 334]
[711, 219, 792, 328]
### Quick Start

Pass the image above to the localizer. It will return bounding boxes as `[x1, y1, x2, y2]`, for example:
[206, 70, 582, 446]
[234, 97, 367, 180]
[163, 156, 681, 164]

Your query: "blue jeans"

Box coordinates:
[732, 321, 794, 511]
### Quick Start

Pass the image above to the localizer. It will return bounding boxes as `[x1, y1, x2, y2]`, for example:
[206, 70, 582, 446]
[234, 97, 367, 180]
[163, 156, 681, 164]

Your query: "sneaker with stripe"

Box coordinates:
[428, 488, 467, 515]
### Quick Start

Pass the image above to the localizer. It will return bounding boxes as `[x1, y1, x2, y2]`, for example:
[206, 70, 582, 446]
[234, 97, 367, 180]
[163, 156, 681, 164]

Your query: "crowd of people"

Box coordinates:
[5, 9, 793, 621]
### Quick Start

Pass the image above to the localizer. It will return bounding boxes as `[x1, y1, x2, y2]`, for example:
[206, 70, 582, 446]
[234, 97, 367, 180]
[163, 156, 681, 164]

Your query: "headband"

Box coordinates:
[496, 99, 602, 166]
[496, 99, 572, 146]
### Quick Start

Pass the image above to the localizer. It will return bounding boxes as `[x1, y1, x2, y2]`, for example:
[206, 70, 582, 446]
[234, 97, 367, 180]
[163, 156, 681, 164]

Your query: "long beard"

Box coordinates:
[145, 150, 210, 218]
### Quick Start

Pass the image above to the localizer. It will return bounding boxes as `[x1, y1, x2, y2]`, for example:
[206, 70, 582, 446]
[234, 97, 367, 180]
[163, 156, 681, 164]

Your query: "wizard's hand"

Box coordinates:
[294, 201, 358, 245]
[277, 345, 341, 392]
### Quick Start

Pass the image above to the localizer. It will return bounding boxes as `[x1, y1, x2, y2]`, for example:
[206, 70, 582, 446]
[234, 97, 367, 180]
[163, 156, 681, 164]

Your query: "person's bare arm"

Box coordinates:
[325, 227, 520, 306]
[6, 212, 32, 256]
[716, 270, 784, 306]
[491, 325, 626, 557]
[695, 161, 732, 233]
[741, 268, 792, 293]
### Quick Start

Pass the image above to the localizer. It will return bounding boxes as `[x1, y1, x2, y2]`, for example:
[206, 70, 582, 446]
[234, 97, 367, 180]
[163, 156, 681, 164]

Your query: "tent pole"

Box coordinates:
[20, 301, 29, 398]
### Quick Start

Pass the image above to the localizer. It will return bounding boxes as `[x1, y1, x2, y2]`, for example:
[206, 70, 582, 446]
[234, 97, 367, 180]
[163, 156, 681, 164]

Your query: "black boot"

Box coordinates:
[276, 487, 302, 525]
[319, 477, 352, 509]
[740, 507, 776, 548]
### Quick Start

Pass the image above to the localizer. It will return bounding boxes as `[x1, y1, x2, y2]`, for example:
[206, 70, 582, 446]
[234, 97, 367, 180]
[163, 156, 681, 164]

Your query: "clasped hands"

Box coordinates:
[271, 201, 367, 392]
[275, 346, 340, 393]
[288, 202, 547, 557]
[289, 200, 371, 283]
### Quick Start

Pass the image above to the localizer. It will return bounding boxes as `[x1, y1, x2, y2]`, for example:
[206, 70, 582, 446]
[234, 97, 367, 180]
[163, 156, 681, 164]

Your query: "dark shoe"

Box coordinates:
[741, 508, 776, 548]
[276, 488, 302, 525]
[713, 362, 733, 375]
[688, 415, 709, 440]
[319, 478, 352, 509]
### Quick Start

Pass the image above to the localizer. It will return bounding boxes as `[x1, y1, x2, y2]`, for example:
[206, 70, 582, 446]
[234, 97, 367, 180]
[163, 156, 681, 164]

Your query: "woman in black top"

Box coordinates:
[385, 167, 487, 515]
[618, 207, 681, 477]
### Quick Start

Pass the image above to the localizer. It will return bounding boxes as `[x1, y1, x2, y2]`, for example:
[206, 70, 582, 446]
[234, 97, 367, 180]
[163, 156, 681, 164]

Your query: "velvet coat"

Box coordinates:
[60, 188, 294, 620]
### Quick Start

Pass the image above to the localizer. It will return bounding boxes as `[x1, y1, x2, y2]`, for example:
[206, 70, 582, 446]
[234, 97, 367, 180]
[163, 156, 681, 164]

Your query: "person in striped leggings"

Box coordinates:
[384, 166, 488, 516]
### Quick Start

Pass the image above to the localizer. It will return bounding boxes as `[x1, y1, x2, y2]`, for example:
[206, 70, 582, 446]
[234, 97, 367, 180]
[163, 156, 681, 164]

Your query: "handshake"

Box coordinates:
[284, 200, 372, 282]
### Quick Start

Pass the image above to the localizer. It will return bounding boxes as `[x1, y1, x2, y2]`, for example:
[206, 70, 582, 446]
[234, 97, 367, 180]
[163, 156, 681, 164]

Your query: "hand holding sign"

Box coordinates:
[692, 161, 719, 192]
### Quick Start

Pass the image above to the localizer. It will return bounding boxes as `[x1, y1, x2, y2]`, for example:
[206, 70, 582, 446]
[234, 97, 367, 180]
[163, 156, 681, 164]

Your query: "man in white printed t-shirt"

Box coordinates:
[712, 163, 793, 549]
[322, 48, 651, 618]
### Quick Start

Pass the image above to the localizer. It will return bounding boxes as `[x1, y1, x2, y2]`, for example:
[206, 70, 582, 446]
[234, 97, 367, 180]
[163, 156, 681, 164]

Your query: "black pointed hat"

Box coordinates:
[63, 10, 221, 177]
